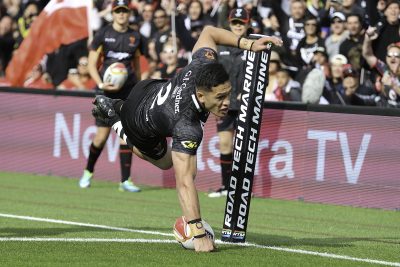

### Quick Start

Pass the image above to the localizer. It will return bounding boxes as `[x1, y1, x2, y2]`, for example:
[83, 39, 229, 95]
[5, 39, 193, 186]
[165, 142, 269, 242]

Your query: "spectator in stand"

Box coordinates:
[2, 0, 20, 18]
[149, 8, 170, 63]
[15, 2, 39, 48]
[200, 0, 218, 25]
[325, 12, 348, 60]
[323, 54, 348, 104]
[371, 0, 400, 62]
[363, 27, 400, 107]
[151, 41, 181, 79]
[313, 46, 331, 77]
[274, 68, 302, 102]
[0, 15, 15, 77]
[24, 63, 54, 89]
[264, 50, 281, 101]
[185, 0, 208, 38]
[340, 0, 365, 17]
[282, 0, 308, 59]
[57, 56, 96, 91]
[139, 2, 155, 41]
[368, 0, 390, 25]
[341, 64, 375, 105]
[296, 15, 325, 68]
[296, 46, 330, 85]
[217, 0, 236, 29]
[339, 13, 364, 71]
[262, 11, 290, 60]
[262, 12, 282, 38]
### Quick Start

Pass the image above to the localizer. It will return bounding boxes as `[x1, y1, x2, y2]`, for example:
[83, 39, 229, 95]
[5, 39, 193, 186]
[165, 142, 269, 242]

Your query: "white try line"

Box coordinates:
[1, 213, 399, 267]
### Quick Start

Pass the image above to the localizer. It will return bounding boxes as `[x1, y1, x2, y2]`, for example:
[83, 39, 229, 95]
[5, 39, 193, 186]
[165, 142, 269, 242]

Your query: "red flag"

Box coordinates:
[6, 0, 91, 86]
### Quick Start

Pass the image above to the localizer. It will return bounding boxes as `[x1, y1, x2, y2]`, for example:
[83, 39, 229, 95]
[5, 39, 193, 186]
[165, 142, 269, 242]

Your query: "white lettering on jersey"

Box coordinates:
[150, 82, 173, 109]
[105, 38, 116, 42]
[107, 51, 130, 60]
[174, 87, 183, 114]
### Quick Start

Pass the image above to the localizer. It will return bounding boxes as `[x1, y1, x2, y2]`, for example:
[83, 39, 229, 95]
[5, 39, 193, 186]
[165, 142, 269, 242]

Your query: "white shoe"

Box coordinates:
[208, 187, 228, 198]
[79, 170, 93, 188]
[119, 179, 141, 192]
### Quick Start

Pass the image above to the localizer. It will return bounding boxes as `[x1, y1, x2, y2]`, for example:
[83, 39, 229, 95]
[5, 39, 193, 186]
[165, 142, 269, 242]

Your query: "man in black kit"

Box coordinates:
[93, 25, 282, 252]
[79, 0, 142, 192]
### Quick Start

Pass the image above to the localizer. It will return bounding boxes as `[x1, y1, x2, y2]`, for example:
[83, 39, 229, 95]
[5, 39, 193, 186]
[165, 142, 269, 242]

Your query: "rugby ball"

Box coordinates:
[173, 216, 215, 250]
[103, 62, 128, 90]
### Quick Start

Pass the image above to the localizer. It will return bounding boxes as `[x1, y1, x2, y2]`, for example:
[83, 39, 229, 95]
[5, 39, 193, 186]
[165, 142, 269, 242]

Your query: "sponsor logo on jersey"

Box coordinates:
[105, 38, 116, 43]
[107, 51, 130, 60]
[129, 36, 136, 47]
[174, 87, 183, 114]
[181, 141, 198, 150]
[204, 50, 215, 60]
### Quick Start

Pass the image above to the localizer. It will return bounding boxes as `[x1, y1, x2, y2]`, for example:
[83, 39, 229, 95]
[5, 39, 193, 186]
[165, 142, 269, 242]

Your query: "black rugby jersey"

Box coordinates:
[124, 47, 218, 155]
[90, 24, 142, 99]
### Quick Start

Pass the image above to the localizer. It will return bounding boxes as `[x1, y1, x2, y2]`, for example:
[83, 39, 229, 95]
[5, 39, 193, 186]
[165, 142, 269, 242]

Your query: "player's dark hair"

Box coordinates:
[195, 62, 229, 92]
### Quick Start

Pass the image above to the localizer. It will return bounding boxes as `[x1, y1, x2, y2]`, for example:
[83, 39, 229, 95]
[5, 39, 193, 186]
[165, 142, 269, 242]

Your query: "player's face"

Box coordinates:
[112, 8, 130, 25]
[198, 81, 231, 117]
[386, 47, 400, 73]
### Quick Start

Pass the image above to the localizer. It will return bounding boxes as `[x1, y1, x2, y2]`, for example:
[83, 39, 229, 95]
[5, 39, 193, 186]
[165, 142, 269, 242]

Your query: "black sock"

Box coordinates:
[220, 153, 233, 189]
[86, 143, 103, 173]
[120, 144, 132, 182]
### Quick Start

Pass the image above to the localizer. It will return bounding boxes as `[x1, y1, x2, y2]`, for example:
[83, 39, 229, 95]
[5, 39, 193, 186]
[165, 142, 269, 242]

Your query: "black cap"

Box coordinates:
[112, 0, 130, 11]
[314, 46, 328, 58]
[229, 8, 250, 24]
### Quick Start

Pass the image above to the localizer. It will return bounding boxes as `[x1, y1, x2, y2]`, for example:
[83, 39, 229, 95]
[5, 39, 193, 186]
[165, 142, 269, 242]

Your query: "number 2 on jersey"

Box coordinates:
[150, 82, 172, 109]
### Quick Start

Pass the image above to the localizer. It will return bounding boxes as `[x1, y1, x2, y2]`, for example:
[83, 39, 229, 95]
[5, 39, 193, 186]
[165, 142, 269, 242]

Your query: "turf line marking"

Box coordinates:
[0, 237, 176, 244]
[1, 213, 399, 267]
[0, 213, 173, 237]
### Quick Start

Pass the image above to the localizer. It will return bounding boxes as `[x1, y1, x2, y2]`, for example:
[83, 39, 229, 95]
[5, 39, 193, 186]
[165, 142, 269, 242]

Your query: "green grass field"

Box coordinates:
[0, 172, 399, 266]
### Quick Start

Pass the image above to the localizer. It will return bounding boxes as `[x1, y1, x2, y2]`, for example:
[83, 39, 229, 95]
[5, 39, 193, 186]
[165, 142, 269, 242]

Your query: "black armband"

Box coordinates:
[237, 37, 242, 48]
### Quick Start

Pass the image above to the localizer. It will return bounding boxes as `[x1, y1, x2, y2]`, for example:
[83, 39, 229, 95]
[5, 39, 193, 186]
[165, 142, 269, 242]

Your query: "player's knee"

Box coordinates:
[157, 160, 173, 170]
[93, 137, 107, 148]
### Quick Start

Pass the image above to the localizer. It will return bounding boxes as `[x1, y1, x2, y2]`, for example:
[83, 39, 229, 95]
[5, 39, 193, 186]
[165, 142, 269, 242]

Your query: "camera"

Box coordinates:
[375, 21, 385, 35]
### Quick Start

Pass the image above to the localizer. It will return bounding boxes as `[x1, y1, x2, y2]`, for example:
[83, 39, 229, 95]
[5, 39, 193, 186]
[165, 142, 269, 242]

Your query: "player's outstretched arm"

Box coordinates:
[172, 151, 214, 252]
[192, 25, 283, 54]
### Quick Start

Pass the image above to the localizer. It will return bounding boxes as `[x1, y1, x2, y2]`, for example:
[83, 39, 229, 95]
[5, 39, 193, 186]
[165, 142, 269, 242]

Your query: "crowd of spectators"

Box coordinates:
[1, 0, 400, 107]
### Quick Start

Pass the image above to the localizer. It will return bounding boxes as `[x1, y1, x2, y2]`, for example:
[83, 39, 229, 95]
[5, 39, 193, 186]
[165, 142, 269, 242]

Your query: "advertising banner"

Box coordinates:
[1, 92, 399, 209]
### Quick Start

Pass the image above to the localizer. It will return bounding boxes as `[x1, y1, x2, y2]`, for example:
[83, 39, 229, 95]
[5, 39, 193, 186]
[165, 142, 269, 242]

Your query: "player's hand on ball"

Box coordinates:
[194, 235, 215, 252]
[102, 82, 120, 91]
[252, 36, 283, 52]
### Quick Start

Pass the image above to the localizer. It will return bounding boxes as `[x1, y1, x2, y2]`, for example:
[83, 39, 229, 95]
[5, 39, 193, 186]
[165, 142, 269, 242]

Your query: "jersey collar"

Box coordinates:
[191, 93, 203, 112]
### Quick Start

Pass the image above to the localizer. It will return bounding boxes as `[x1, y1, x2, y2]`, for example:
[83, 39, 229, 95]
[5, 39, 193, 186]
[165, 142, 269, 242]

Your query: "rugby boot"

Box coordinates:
[208, 186, 228, 198]
[119, 178, 141, 192]
[79, 170, 93, 188]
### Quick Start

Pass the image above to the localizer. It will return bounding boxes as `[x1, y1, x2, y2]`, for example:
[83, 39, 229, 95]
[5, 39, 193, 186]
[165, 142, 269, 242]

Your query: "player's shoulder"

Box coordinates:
[96, 24, 112, 36]
[192, 47, 218, 62]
